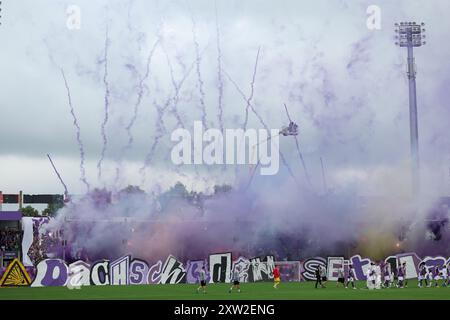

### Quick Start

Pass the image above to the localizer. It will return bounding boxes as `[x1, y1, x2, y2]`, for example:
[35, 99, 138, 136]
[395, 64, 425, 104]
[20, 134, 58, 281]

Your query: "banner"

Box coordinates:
[21, 217, 34, 266]
[1, 251, 448, 287]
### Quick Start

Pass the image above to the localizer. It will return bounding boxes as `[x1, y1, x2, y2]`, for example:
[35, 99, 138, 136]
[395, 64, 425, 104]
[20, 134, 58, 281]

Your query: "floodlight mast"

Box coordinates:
[394, 22, 426, 197]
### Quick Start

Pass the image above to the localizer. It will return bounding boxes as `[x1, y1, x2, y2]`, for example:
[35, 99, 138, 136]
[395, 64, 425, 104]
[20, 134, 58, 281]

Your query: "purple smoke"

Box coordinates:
[60, 69, 90, 192]
[38, 3, 450, 264]
[46, 173, 450, 263]
[346, 35, 373, 75]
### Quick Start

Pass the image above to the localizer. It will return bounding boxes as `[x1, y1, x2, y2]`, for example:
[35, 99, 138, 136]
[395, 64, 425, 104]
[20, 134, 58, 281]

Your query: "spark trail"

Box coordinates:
[124, 36, 160, 150]
[97, 29, 111, 182]
[139, 100, 167, 186]
[162, 44, 185, 129]
[113, 38, 160, 186]
[185, 9, 211, 182]
[190, 12, 208, 130]
[283, 103, 312, 186]
[243, 47, 261, 131]
[60, 68, 90, 192]
[224, 69, 300, 186]
[215, 1, 224, 133]
[223, 70, 267, 131]
[320, 157, 328, 193]
[47, 154, 70, 197]
[139, 53, 201, 186]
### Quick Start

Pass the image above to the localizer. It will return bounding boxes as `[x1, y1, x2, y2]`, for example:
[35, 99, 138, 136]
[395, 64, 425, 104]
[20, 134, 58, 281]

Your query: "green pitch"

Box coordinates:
[0, 280, 449, 300]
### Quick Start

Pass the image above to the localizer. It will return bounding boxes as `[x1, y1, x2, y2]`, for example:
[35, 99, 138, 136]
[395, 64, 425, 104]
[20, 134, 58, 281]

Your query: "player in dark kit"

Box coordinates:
[320, 265, 328, 286]
[315, 266, 324, 288]
[432, 265, 441, 287]
[418, 263, 428, 288]
[197, 266, 207, 294]
[402, 262, 408, 288]
[383, 262, 392, 288]
[441, 264, 448, 287]
[345, 264, 356, 289]
[396, 263, 405, 288]
[336, 267, 345, 287]
[229, 268, 241, 293]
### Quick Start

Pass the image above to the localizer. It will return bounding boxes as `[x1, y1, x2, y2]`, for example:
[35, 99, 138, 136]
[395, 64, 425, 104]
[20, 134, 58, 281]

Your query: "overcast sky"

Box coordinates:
[0, 0, 449, 197]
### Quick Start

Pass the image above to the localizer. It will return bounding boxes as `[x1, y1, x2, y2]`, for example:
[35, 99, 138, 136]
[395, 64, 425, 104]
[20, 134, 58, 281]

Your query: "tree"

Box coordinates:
[20, 205, 40, 217]
[214, 184, 232, 194]
[42, 202, 64, 217]
[120, 185, 146, 195]
[165, 182, 188, 198]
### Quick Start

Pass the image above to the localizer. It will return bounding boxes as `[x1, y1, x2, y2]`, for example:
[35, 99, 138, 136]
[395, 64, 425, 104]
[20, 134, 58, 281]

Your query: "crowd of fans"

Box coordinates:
[0, 227, 23, 252]
[27, 227, 63, 265]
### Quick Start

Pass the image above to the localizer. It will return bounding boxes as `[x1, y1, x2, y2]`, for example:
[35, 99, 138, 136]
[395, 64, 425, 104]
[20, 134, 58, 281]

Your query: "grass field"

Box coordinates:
[0, 280, 449, 300]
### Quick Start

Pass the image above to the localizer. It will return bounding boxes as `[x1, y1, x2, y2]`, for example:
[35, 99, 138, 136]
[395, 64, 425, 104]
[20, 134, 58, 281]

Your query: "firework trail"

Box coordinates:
[139, 100, 168, 186]
[215, 1, 224, 133]
[47, 154, 70, 196]
[114, 41, 160, 187]
[187, 8, 214, 181]
[97, 28, 111, 182]
[161, 44, 185, 129]
[126, 0, 136, 33]
[128, 40, 160, 144]
[60, 69, 90, 192]
[190, 12, 208, 130]
[283, 103, 312, 186]
[139, 53, 202, 186]
[125, 39, 160, 150]
[320, 157, 328, 193]
[224, 69, 299, 185]
[243, 47, 261, 131]
[223, 70, 266, 130]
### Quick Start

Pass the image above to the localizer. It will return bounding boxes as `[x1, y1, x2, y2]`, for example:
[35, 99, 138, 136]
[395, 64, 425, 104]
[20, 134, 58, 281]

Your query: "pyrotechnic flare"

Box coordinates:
[60, 68, 90, 192]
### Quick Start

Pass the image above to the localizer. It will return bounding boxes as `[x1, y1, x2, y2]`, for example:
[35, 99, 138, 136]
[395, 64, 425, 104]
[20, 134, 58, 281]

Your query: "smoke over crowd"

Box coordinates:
[45, 165, 449, 263]
[8, 1, 449, 262]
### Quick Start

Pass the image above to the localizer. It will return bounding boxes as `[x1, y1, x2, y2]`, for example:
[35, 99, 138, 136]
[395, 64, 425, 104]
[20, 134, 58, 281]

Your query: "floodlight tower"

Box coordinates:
[394, 21, 426, 196]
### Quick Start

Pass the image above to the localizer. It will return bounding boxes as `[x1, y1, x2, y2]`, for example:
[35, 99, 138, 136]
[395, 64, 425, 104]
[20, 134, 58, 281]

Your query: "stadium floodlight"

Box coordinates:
[394, 21, 427, 196]
[394, 21, 426, 47]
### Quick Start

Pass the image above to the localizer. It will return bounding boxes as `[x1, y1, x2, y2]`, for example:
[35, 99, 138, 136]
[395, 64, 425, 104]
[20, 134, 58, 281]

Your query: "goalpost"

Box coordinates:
[275, 261, 302, 282]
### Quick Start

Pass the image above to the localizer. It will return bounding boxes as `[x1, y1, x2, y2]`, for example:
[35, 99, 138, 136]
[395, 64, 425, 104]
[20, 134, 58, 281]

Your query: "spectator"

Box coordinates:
[0, 228, 23, 252]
